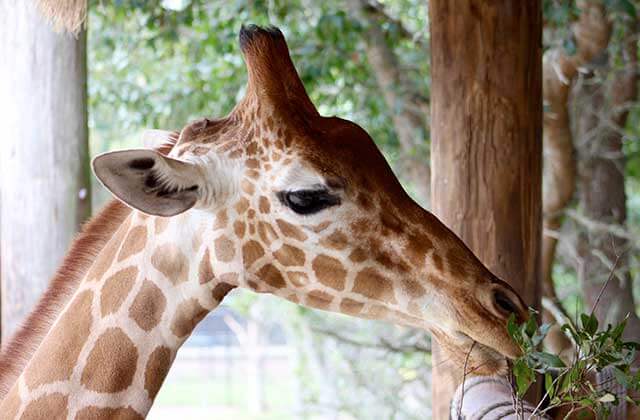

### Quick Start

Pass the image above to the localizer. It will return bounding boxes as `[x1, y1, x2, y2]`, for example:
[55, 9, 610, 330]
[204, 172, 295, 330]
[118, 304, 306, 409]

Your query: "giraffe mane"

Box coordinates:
[0, 137, 178, 399]
[0, 199, 130, 398]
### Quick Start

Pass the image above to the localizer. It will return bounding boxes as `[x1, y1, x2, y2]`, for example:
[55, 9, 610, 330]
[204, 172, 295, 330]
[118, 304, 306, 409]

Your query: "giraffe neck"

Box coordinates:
[0, 200, 131, 399]
[0, 210, 235, 418]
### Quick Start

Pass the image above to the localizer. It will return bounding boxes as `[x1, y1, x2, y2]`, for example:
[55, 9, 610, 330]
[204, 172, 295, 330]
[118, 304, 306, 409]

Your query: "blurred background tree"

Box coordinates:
[86, 0, 640, 418]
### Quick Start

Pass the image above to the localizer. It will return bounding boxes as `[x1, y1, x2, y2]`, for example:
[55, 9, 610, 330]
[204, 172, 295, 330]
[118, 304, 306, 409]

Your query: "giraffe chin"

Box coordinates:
[433, 330, 511, 377]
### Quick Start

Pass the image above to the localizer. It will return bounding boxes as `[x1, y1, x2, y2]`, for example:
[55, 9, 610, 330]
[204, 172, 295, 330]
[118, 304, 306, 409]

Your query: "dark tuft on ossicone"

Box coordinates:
[239, 24, 284, 52]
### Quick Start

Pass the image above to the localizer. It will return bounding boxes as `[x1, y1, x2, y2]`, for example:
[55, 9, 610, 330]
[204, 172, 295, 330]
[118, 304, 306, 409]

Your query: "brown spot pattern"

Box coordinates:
[432, 253, 444, 271]
[307, 290, 333, 309]
[242, 240, 264, 267]
[445, 248, 469, 278]
[199, 248, 215, 284]
[401, 279, 426, 298]
[87, 217, 131, 281]
[100, 267, 138, 316]
[155, 217, 170, 235]
[191, 231, 203, 251]
[380, 210, 404, 234]
[286, 271, 308, 286]
[276, 219, 307, 241]
[348, 247, 368, 263]
[405, 233, 434, 266]
[273, 244, 305, 266]
[257, 222, 278, 244]
[352, 268, 396, 303]
[218, 272, 239, 284]
[310, 221, 331, 233]
[246, 158, 260, 169]
[259, 196, 270, 213]
[340, 298, 365, 315]
[367, 305, 390, 318]
[144, 346, 172, 400]
[234, 198, 250, 214]
[375, 250, 409, 273]
[151, 244, 189, 285]
[241, 180, 255, 195]
[320, 230, 349, 250]
[75, 406, 144, 420]
[257, 264, 286, 289]
[171, 299, 208, 338]
[214, 236, 235, 262]
[128, 280, 166, 331]
[81, 328, 138, 393]
[21, 393, 67, 419]
[357, 194, 372, 210]
[233, 221, 246, 238]
[213, 210, 228, 230]
[117, 225, 148, 261]
[211, 282, 236, 302]
[25, 290, 93, 389]
[350, 218, 369, 235]
[312, 255, 347, 291]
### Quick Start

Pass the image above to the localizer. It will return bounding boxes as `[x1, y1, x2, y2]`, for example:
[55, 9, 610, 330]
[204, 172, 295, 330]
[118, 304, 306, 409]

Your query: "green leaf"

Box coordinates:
[581, 313, 598, 336]
[619, 0, 637, 18]
[513, 359, 535, 397]
[507, 314, 519, 340]
[599, 393, 616, 403]
[545, 372, 555, 398]
[524, 315, 538, 338]
[532, 323, 551, 346]
[561, 323, 582, 345]
[612, 366, 630, 388]
[531, 352, 566, 372]
[563, 37, 577, 56]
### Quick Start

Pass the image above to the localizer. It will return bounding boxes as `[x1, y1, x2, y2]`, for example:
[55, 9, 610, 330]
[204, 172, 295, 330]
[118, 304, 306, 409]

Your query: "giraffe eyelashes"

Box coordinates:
[277, 189, 341, 215]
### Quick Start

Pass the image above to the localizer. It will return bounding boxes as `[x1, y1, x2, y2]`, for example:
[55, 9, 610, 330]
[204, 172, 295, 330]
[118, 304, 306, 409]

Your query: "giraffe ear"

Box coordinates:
[92, 149, 203, 217]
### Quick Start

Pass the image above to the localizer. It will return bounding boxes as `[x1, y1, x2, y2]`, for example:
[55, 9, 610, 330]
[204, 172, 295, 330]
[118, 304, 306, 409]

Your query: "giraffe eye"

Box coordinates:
[277, 189, 340, 215]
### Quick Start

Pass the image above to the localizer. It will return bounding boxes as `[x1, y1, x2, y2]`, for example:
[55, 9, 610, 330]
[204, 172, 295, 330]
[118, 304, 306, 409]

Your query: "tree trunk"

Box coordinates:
[541, 1, 610, 358]
[573, 24, 640, 341]
[0, 0, 90, 342]
[428, 2, 542, 418]
[347, 0, 431, 205]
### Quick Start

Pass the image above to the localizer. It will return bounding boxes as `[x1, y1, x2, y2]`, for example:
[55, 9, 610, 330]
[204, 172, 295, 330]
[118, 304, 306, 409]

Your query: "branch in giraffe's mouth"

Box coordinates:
[452, 330, 506, 360]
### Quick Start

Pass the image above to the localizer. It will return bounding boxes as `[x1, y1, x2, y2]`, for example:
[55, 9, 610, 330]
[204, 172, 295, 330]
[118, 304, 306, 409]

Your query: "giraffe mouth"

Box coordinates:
[447, 331, 510, 375]
[453, 330, 513, 360]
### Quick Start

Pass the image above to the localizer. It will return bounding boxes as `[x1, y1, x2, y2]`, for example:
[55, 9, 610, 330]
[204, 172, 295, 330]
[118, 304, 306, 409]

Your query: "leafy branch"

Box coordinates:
[508, 309, 640, 418]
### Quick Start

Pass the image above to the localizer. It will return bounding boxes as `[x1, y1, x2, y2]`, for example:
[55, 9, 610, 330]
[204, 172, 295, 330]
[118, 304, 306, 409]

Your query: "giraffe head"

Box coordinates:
[93, 25, 528, 375]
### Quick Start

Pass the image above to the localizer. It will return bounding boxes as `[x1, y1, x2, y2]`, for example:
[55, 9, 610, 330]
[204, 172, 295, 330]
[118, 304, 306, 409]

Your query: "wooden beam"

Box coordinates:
[0, 0, 91, 342]
[428, 1, 542, 418]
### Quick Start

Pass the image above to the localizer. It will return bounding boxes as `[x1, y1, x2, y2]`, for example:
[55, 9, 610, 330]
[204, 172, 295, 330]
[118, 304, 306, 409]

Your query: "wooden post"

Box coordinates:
[0, 0, 91, 341]
[428, 1, 542, 418]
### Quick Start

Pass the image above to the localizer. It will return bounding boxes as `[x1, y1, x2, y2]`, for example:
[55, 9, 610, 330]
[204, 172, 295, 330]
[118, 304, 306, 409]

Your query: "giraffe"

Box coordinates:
[0, 25, 529, 418]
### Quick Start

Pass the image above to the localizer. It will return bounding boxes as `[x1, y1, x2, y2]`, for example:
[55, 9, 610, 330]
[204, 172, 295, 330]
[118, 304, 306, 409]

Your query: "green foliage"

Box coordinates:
[85, 1, 640, 417]
[88, 0, 428, 160]
[543, 0, 580, 28]
[508, 310, 640, 417]
[604, 0, 638, 19]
